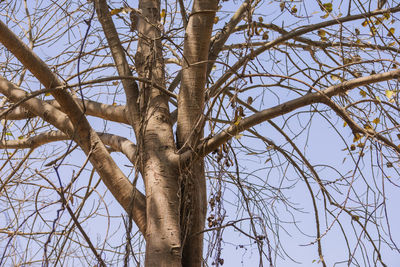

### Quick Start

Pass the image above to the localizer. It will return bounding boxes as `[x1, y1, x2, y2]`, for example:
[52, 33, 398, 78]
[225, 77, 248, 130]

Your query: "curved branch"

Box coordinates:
[166, 0, 251, 93]
[181, 69, 400, 162]
[0, 21, 147, 234]
[0, 131, 67, 149]
[208, 6, 400, 98]
[98, 133, 137, 163]
[0, 105, 32, 120]
[231, 22, 400, 53]
[0, 77, 75, 135]
[207, 0, 251, 75]
[0, 74, 178, 123]
[0, 130, 137, 163]
[1, 98, 129, 124]
[94, 0, 140, 132]
[248, 128, 326, 267]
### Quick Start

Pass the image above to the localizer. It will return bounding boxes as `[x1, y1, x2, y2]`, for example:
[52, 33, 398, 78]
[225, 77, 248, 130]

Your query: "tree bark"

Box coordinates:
[133, 0, 182, 265]
[176, 1, 218, 266]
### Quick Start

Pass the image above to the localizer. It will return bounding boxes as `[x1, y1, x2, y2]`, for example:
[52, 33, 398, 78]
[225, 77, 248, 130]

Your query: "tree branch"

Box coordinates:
[1, 98, 129, 124]
[0, 130, 137, 164]
[228, 22, 400, 54]
[0, 77, 75, 135]
[94, 0, 141, 132]
[177, 0, 219, 149]
[208, 5, 400, 98]
[178, 0, 188, 28]
[166, 0, 251, 94]
[98, 132, 137, 163]
[1, 74, 177, 123]
[0, 21, 147, 234]
[181, 69, 400, 162]
[207, 0, 252, 76]
[0, 131, 67, 149]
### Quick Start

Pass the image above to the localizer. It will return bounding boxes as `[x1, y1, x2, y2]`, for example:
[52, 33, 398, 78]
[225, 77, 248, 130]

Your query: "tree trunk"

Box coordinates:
[177, 1, 218, 266]
[180, 162, 207, 267]
[134, 0, 183, 265]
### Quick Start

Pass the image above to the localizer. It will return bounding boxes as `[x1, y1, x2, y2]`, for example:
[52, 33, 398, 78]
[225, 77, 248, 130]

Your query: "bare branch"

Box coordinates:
[98, 132, 137, 163]
[94, 0, 141, 132]
[186, 69, 400, 160]
[0, 131, 67, 149]
[0, 130, 137, 164]
[167, 0, 251, 93]
[229, 22, 400, 54]
[207, 0, 252, 76]
[178, 0, 188, 28]
[0, 77, 75, 135]
[208, 6, 400, 98]
[1, 97, 129, 124]
[0, 20, 147, 234]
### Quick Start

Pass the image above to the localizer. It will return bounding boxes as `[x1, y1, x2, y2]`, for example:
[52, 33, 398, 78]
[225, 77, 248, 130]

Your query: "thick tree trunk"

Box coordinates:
[180, 162, 207, 267]
[143, 140, 181, 267]
[177, 1, 218, 266]
[134, 0, 182, 265]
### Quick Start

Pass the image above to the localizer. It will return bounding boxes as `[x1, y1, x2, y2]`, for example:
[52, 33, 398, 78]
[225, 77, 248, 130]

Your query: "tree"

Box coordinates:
[1, 0, 400, 266]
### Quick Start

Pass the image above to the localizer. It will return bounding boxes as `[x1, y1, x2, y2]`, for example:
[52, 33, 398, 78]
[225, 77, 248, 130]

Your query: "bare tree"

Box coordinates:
[1, 0, 400, 266]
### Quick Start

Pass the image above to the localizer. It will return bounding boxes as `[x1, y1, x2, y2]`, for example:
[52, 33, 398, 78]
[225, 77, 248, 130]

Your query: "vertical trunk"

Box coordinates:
[180, 163, 207, 267]
[134, 0, 181, 265]
[143, 142, 181, 267]
[177, 1, 218, 266]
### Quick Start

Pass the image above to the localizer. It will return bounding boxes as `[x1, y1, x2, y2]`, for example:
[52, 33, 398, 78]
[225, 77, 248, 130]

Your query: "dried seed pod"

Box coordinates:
[130, 10, 138, 32]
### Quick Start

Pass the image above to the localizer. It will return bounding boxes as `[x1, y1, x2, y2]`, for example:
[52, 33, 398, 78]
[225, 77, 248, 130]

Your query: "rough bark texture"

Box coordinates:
[134, 0, 182, 265]
[176, 1, 218, 266]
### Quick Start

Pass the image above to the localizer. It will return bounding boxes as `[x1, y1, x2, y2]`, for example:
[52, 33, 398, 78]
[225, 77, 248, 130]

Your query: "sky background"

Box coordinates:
[1, 0, 400, 266]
